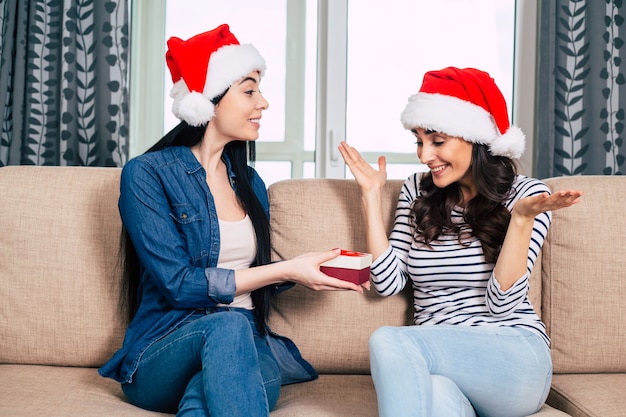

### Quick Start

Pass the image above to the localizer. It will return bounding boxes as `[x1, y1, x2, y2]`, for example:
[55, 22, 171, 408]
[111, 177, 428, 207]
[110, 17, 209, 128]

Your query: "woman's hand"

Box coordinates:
[513, 189, 583, 220]
[337, 141, 391, 261]
[494, 189, 583, 291]
[235, 249, 370, 295]
[338, 141, 387, 194]
[287, 249, 369, 293]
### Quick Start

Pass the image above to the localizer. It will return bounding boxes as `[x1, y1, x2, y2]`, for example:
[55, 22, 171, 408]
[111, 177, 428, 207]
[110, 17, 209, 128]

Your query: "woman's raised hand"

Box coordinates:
[337, 141, 391, 261]
[513, 189, 584, 220]
[338, 141, 387, 193]
[494, 189, 583, 291]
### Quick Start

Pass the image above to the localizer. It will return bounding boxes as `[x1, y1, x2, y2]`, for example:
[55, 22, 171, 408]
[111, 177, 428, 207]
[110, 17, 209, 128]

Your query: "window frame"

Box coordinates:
[129, 0, 537, 176]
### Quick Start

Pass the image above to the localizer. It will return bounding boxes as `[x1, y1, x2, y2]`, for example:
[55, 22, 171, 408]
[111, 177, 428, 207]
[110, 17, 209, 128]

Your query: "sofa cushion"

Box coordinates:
[548, 373, 626, 417]
[269, 179, 403, 257]
[0, 364, 170, 417]
[0, 166, 125, 367]
[272, 375, 378, 417]
[268, 179, 413, 374]
[274, 374, 569, 417]
[0, 363, 571, 417]
[542, 176, 626, 373]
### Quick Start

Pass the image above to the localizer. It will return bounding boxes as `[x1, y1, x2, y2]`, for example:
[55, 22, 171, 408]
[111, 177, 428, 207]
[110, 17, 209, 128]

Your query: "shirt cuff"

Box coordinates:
[489, 272, 528, 296]
[370, 245, 394, 276]
[205, 268, 236, 304]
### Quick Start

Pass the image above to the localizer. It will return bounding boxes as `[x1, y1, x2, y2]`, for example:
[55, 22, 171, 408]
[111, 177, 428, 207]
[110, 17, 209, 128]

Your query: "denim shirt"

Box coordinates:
[99, 146, 316, 385]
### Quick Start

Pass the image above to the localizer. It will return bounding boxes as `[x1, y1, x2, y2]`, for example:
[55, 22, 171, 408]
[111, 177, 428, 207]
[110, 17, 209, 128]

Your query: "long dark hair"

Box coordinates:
[410, 144, 517, 264]
[119, 118, 274, 334]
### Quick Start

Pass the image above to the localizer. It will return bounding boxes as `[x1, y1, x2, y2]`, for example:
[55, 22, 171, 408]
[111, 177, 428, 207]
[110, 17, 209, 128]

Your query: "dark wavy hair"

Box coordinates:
[410, 143, 517, 264]
[119, 117, 274, 334]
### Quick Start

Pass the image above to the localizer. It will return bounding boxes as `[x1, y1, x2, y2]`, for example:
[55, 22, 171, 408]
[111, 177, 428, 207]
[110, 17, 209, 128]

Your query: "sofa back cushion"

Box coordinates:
[0, 166, 125, 367]
[268, 179, 413, 374]
[542, 176, 626, 373]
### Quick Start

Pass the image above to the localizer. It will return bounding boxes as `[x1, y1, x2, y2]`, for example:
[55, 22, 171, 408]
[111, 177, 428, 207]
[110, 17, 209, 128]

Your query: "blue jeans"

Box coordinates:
[369, 325, 552, 417]
[122, 307, 281, 417]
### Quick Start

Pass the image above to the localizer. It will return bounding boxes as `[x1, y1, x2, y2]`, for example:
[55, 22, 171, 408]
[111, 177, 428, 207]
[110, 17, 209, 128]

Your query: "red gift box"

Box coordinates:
[320, 249, 372, 285]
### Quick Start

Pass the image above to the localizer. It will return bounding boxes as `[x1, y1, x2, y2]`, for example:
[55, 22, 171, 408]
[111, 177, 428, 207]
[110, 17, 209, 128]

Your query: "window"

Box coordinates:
[344, 0, 515, 180]
[130, 0, 536, 183]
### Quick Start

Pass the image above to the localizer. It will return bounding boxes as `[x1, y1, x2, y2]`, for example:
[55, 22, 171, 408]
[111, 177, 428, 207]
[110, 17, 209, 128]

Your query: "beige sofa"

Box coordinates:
[0, 166, 624, 417]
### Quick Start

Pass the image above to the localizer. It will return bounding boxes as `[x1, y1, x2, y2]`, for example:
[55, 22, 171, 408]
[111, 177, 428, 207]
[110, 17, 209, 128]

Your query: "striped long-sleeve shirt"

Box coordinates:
[370, 173, 552, 346]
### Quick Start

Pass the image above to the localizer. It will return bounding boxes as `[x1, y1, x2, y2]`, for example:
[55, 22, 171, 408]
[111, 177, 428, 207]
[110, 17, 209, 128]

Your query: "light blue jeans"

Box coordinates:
[122, 307, 281, 417]
[369, 325, 552, 417]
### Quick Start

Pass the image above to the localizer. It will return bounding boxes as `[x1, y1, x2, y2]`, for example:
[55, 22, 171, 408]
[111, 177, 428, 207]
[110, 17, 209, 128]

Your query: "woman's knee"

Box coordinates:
[369, 326, 398, 352]
[196, 311, 254, 342]
[209, 310, 251, 328]
[187, 312, 258, 367]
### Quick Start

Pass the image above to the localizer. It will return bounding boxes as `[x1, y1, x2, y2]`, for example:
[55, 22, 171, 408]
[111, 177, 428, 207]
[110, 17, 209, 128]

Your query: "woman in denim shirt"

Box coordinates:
[98, 25, 364, 417]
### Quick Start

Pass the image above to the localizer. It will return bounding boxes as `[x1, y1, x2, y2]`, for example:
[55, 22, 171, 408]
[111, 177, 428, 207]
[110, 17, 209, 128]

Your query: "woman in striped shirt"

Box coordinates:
[339, 67, 582, 417]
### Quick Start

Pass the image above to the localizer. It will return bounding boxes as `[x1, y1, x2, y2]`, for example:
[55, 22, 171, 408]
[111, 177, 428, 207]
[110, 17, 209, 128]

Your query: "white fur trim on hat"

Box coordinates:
[170, 80, 215, 127]
[400, 92, 525, 159]
[490, 125, 525, 159]
[171, 43, 266, 126]
[204, 43, 266, 99]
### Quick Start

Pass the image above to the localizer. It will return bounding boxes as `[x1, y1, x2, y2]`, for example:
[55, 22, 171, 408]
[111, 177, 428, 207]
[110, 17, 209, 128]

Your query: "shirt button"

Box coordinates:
[181, 213, 187, 220]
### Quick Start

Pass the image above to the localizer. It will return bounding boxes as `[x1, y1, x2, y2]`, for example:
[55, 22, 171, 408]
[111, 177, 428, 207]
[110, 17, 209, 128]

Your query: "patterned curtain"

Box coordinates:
[536, 0, 624, 177]
[0, 0, 129, 167]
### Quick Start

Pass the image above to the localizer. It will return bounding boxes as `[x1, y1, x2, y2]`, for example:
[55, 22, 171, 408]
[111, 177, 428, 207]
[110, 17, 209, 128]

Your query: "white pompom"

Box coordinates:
[176, 92, 214, 126]
[490, 125, 526, 159]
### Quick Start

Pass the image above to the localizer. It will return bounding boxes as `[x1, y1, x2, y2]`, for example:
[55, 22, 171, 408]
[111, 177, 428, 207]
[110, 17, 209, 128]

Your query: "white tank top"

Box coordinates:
[216, 214, 256, 310]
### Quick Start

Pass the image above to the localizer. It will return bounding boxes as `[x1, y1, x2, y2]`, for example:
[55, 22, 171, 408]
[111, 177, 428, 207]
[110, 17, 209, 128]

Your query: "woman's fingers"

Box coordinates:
[338, 141, 387, 191]
[550, 190, 583, 209]
[515, 190, 583, 218]
[338, 141, 359, 164]
[292, 249, 364, 293]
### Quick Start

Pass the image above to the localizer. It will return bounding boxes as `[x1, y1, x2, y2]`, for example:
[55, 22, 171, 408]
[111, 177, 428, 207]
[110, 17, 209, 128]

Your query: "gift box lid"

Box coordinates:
[320, 249, 372, 270]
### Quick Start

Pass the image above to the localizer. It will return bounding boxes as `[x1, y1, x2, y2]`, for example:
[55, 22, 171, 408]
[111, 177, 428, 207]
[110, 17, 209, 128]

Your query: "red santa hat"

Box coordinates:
[165, 24, 266, 126]
[400, 67, 525, 159]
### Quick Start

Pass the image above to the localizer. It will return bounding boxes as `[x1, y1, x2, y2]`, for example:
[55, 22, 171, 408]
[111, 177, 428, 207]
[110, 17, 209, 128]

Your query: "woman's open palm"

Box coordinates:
[513, 190, 583, 219]
[338, 141, 387, 193]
